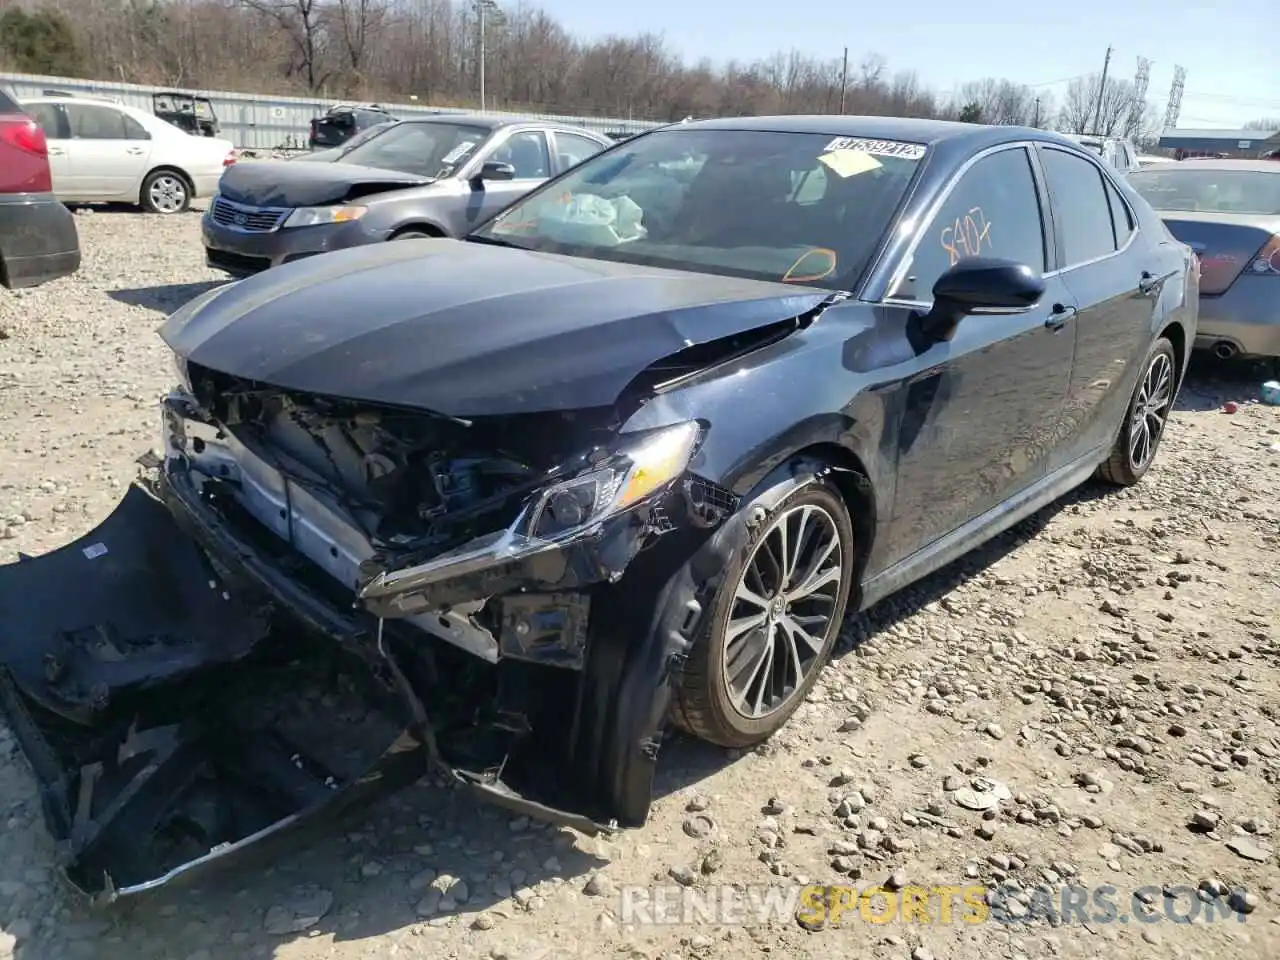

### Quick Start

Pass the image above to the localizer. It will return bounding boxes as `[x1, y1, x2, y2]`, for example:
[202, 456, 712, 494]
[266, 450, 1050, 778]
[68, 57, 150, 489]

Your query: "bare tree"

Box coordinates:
[1058, 73, 1144, 137]
[1245, 117, 1280, 130]
[953, 78, 1040, 126]
[333, 0, 386, 92]
[19, 0, 1104, 133]
[238, 0, 329, 91]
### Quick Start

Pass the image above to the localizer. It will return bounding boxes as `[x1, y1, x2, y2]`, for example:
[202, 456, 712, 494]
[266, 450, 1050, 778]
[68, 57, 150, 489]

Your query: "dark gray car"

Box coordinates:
[202, 115, 612, 276]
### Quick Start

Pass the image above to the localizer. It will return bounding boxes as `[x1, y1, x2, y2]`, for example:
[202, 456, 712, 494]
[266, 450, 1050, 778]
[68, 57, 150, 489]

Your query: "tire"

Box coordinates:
[1096, 336, 1177, 487]
[391, 229, 438, 241]
[673, 476, 855, 747]
[140, 170, 191, 214]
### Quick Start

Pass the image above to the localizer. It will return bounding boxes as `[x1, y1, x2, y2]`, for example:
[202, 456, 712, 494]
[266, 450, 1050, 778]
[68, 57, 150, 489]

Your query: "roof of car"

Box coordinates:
[400, 113, 608, 137]
[1151, 158, 1280, 173]
[674, 115, 1079, 151]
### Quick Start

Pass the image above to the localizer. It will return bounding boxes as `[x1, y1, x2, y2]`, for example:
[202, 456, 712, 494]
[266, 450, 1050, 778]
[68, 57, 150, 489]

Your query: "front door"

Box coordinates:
[462, 129, 552, 229]
[1036, 146, 1156, 470]
[62, 103, 153, 200]
[876, 144, 1077, 568]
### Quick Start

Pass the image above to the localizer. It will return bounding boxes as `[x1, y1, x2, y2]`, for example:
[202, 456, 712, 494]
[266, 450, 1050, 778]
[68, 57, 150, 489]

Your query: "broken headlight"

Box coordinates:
[527, 420, 701, 540]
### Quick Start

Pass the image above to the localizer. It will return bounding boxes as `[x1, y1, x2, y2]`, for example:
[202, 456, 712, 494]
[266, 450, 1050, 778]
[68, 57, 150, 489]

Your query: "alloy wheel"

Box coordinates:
[1129, 352, 1173, 471]
[149, 175, 188, 214]
[721, 503, 844, 719]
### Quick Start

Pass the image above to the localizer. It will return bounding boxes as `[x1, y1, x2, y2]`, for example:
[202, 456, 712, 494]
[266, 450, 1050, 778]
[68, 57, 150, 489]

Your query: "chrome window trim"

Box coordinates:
[878, 141, 1047, 304]
[1036, 145, 1140, 276]
[878, 140, 1143, 307]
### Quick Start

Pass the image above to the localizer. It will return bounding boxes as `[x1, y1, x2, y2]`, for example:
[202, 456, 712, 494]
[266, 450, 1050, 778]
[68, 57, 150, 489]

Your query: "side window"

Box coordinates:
[555, 132, 605, 170]
[492, 131, 550, 179]
[893, 147, 1046, 300]
[121, 114, 150, 140]
[1041, 148, 1118, 266]
[1105, 177, 1134, 247]
[791, 165, 827, 205]
[25, 103, 63, 139]
[66, 104, 128, 140]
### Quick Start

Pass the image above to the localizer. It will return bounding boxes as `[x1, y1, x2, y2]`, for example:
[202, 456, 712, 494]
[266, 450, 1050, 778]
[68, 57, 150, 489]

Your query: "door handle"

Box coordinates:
[47, 147, 65, 156]
[1045, 304, 1077, 332]
[126, 147, 146, 155]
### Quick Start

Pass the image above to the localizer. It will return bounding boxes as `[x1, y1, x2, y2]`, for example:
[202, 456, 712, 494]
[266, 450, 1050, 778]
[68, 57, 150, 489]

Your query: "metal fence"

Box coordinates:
[0, 70, 664, 149]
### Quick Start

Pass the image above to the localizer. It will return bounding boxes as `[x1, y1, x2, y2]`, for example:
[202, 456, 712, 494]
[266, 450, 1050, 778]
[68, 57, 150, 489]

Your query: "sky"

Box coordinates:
[529, 1, 1280, 130]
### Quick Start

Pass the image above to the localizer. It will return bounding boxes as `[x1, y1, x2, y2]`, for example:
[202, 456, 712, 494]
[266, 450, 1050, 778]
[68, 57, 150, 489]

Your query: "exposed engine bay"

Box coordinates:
[0, 364, 742, 904]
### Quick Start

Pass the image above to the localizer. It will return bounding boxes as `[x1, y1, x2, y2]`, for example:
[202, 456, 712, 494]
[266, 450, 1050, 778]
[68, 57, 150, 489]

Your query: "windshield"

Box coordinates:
[470, 128, 925, 289]
[338, 121, 490, 178]
[1129, 168, 1280, 215]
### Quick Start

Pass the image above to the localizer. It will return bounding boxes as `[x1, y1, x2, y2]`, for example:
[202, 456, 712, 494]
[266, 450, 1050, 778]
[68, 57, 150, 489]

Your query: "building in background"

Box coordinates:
[1157, 128, 1280, 160]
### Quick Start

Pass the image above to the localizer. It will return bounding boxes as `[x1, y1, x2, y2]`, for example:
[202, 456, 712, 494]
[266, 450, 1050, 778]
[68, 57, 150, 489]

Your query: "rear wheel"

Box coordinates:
[140, 170, 191, 214]
[674, 478, 854, 747]
[1097, 336, 1177, 486]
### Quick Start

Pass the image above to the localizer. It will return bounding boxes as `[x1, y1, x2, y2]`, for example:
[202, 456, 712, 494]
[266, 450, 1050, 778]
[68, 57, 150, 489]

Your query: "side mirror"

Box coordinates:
[473, 160, 515, 183]
[920, 256, 1045, 342]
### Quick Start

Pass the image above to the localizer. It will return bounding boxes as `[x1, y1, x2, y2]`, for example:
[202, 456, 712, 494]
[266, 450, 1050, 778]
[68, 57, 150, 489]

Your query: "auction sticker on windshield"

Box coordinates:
[823, 137, 926, 160]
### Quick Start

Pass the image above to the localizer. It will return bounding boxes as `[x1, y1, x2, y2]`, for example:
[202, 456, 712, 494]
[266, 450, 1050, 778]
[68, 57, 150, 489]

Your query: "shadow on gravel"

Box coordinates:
[1176, 356, 1280, 413]
[108, 280, 226, 314]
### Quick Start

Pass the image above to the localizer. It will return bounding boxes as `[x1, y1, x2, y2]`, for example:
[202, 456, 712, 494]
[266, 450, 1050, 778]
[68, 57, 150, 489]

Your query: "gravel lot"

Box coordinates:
[1, 208, 1279, 960]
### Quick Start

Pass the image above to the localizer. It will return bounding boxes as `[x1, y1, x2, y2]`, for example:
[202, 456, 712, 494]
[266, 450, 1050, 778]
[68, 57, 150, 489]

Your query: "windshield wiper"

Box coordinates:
[463, 235, 528, 249]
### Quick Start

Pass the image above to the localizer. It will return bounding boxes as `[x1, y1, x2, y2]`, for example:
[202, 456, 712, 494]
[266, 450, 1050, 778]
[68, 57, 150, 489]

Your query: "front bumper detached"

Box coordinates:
[0, 396, 730, 902]
[0, 480, 619, 904]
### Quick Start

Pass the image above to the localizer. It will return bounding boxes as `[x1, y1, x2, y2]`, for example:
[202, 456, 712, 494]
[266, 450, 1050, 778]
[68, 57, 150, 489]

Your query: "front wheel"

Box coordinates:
[1097, 336, 1177, 486]
[673, 477, 855, 747]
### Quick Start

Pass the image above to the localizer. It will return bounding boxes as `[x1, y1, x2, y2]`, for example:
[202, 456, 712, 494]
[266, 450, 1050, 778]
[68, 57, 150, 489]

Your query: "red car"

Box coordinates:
[0, 86, 80, 288]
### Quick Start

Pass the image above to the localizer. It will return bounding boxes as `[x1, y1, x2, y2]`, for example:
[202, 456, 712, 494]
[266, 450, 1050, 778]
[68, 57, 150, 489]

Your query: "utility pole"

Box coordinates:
[1090, 45, 1113, 136]
[1033, 96, 1041, 127]
[473, 0, 502, 112]
[839, 47, 849, 113]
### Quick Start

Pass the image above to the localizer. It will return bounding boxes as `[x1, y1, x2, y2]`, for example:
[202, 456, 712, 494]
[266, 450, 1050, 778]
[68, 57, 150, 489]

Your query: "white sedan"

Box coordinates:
[21, 95, 236, 214]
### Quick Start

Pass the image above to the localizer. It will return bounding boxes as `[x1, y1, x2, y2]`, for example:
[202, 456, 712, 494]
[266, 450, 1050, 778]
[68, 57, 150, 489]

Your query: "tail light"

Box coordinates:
[1248, 235, 1280, 277]
[0, 116, 53, 192]
[223, 150, 237, 167]
[0, 116, 48, 157]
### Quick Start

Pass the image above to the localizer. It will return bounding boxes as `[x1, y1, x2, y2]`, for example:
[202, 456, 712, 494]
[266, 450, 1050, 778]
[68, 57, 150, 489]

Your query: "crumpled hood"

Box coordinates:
[216, 158, 433, 207]
[160, 239, 829, 417]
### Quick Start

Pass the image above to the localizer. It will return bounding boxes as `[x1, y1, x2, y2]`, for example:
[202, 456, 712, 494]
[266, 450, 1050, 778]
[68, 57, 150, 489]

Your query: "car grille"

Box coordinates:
[209, 196, 289, 233]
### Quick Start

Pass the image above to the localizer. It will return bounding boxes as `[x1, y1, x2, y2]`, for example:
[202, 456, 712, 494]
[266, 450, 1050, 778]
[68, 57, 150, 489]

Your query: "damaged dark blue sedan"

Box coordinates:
[0, 116, 1198, 902]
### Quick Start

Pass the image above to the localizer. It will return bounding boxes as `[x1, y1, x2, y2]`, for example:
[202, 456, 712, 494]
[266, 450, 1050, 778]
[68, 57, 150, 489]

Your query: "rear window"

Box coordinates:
[1128, 169, 1280, 215]
[0, 88, 23, 114]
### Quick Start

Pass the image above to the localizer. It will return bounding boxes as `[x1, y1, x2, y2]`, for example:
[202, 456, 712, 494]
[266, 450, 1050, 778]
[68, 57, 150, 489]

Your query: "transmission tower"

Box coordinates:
[1128, 56, 1151, 134]
[1163, 65, 1186, 131]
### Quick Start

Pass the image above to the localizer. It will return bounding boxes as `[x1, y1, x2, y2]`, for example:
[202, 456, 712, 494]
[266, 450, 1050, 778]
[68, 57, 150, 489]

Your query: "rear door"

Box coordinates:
[550, 130, 608, 174]
[1037, 146, 1155, 470]
[63, 103, 153, 200]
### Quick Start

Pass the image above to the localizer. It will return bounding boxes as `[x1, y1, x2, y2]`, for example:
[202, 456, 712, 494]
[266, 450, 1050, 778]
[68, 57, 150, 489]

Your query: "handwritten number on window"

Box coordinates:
[940, 207, 992, 266]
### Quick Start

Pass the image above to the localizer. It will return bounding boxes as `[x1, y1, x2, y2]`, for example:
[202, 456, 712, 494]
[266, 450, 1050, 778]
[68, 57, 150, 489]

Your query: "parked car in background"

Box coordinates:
[203, 114, 612, 276]
[308, 103, 396, 150]
[2, 116, 1198, 900]
[1063, 134, 1141, 174]
[0, 87, 79, 288]
[21, 95, 236, 213]
[1136, 154, 1177, 167]
[1128, 158, 1280, 359]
